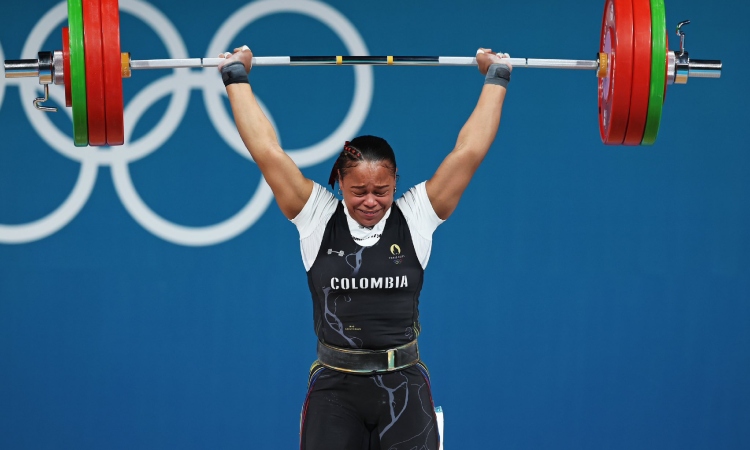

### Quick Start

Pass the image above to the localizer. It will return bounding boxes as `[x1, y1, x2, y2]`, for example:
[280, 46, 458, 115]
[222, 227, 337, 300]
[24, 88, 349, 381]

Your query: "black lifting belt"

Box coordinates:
[316, 340, 420, 374]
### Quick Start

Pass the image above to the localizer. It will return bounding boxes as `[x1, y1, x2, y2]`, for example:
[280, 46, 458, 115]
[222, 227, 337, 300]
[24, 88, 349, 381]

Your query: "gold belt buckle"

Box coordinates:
[387, 349, 395, 371]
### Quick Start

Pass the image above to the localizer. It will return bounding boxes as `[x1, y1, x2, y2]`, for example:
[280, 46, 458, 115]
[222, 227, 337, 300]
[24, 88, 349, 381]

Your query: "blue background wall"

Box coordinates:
[1, 0, 748, 448]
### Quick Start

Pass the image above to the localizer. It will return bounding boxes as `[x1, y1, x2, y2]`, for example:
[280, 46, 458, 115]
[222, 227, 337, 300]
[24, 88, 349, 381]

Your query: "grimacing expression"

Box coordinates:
[339, 161, 396, 227]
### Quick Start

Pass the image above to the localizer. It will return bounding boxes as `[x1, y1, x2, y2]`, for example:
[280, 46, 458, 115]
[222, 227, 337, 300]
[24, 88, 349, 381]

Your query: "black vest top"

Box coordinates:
[306, 202, 424, 351]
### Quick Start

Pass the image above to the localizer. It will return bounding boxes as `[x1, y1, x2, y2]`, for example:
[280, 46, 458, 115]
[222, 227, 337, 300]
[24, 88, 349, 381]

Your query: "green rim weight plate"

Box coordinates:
[68, 0, 88, 146]
[641, 0, 666, 145]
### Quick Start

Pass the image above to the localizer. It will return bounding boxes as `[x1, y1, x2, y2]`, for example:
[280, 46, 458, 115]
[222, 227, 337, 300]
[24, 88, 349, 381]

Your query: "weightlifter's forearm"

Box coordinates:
[455, 84, 505, 159]
[225, 82, 284, 161]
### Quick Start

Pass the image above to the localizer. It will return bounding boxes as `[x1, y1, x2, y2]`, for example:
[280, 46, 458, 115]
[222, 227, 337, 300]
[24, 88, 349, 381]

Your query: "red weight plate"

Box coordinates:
[83, 0, 107, 146]
[62, 27, 72, 108]
[101, 0, 124, 146]
[598, 0, 635, 145]
[623, 0, 652, 145]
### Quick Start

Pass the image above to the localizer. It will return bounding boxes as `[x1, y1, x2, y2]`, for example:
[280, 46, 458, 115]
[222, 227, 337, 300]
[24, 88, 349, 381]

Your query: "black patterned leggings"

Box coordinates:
[300, 363, 440, 450]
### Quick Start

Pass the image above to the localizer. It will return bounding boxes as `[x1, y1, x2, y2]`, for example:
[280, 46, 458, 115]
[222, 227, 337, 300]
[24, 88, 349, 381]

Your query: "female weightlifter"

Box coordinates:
[218, 45, 511, 450]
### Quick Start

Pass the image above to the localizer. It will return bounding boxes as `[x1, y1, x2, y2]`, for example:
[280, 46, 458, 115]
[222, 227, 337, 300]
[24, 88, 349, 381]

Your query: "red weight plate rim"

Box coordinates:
[101, 0, 124, 146]
[598, 0, 635, 145]
[62, 27, 72, 108]
[623, 0, 652, 145]
[83, 0, 107, 146]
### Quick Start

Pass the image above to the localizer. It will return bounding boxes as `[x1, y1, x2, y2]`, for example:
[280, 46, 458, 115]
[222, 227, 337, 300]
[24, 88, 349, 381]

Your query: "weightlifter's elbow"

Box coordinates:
[452, 140, 492, 166]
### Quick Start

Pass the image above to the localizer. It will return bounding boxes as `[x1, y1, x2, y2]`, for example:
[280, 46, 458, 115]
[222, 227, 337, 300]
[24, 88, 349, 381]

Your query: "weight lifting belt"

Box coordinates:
[317, 339, 420, 374]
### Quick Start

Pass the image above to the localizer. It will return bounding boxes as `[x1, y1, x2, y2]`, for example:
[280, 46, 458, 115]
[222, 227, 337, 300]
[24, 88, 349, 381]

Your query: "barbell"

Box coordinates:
[4, 0, 722, 147]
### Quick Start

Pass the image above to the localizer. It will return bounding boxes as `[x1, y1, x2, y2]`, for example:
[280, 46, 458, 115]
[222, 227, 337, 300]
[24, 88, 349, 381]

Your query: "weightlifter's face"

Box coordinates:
[339, 161, 396, 227]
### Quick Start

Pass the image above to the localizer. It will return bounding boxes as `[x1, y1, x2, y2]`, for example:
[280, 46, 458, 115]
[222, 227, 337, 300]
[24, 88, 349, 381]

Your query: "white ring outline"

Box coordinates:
[111, 79, 281, 246]
[0, 163, 98, 244]
[1, 0, 373, 246]
[203, 0, 373, 167]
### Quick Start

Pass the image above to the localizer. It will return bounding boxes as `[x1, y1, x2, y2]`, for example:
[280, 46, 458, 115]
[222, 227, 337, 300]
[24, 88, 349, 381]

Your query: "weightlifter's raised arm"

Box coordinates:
[218, 46, 313, 220]
[426, 49, 512, 220]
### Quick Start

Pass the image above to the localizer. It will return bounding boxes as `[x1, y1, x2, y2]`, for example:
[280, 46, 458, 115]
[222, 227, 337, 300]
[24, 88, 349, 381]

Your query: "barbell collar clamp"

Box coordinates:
[676, 51, 690, 84]
[53, 50, 64, 85]
[667, 50, 676, 85]
[37, 51, 54, 85]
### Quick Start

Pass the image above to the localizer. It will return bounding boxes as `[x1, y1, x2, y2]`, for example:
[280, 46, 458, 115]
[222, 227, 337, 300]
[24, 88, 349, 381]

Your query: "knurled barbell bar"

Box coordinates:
[4, 0, 722, 147]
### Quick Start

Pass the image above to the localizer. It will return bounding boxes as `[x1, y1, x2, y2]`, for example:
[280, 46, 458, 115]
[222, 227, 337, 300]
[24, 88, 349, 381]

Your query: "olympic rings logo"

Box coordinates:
[0, 0, 373, 246]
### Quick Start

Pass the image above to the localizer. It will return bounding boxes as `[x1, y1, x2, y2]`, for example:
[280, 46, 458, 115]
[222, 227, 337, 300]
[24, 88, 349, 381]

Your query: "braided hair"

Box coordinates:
[327, 135, 398, 190]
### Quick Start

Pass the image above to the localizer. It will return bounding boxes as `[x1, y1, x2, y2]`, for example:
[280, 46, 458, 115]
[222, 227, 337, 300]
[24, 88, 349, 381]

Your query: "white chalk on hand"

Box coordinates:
[241, 45, 250, 51]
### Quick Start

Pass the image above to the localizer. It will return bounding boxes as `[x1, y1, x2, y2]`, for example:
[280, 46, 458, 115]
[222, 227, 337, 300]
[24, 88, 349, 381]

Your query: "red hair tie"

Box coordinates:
[343, 141, 362, 159]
